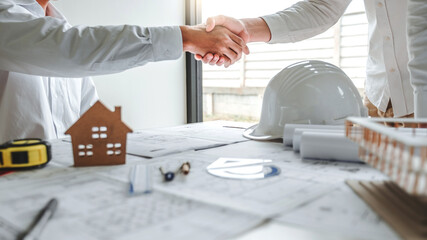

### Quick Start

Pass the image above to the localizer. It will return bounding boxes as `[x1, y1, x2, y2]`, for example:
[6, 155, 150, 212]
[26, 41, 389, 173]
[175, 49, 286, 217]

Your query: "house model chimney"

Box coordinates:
[115, 106, 121, 119]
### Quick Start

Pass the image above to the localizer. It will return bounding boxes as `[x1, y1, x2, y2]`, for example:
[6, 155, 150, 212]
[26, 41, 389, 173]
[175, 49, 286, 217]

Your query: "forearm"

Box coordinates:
[0, 5, 182, 78]
[241, 18, 271, 43]
[260, 0, 351, 43]
[407, 0, 427, 118]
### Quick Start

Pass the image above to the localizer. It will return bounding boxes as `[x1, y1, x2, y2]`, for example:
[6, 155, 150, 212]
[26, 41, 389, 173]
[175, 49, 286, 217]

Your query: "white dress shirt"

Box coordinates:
[262, 0, 416, 118]
[0, 0, 183, 143]
[407, 0, 427, 118]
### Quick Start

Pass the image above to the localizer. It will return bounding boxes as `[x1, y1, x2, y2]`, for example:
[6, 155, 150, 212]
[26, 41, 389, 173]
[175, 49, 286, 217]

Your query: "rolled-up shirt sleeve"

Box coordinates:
[261, 0, 351, 44]
[0, 2, 183, 78]
[407, 0, 427, 118]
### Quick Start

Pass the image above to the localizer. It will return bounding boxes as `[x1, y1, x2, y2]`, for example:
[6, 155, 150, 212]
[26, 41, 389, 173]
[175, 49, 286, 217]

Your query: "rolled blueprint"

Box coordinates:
[283, 124, 345, 146]
[300, 132, 361, 162]
[292, 128, 344, 152]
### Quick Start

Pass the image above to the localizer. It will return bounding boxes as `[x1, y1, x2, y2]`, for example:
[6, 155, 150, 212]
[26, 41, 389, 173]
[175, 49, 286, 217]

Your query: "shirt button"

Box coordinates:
[378, 2, 383, 7]
[385, 36, 391, 41]
[390, 68, 396, 73]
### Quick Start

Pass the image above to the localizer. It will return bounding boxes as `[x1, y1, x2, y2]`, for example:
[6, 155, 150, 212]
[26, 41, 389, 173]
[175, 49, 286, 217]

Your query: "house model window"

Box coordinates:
[92, 126, 108, 139]
[106, 143, 122, 156]
[78, 144, 93, 157]
[65, 101, 133, 167]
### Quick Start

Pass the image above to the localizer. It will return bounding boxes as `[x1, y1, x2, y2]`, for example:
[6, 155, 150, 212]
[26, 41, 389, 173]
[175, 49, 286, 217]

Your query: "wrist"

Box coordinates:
[180, 25, 192, 52]
[241, 18, 271, 43]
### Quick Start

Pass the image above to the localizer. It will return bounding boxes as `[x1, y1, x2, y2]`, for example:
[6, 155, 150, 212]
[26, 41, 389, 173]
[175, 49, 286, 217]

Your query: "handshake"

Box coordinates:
[180, 15, 271, 68]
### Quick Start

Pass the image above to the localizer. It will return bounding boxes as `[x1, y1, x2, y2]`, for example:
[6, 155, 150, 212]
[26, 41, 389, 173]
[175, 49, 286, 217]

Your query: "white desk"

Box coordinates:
[0, 121, 401, 240]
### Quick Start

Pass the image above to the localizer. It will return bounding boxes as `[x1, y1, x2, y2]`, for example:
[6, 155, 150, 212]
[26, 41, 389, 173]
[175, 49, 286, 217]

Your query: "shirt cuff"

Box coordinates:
[414, 88, 427, 118]
[148, 26, 183, 62]
[261, 14, 292, 44]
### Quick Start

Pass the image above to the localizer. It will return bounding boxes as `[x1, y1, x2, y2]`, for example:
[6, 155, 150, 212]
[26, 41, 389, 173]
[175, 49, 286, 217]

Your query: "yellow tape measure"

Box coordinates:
[0, 138, 51, 170]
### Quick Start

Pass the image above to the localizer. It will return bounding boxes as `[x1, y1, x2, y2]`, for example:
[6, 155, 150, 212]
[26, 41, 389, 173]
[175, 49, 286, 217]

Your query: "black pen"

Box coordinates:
[19, 198, 58, 240]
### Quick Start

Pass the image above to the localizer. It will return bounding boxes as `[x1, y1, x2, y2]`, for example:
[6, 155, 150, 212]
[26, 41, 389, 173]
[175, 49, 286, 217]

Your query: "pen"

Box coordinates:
[19, 198, 58, 240]
[0, 170, 14, 176]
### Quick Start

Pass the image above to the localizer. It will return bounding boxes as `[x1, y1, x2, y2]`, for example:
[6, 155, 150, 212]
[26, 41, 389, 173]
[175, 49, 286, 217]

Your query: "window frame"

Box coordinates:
[185, 0, 203, 123]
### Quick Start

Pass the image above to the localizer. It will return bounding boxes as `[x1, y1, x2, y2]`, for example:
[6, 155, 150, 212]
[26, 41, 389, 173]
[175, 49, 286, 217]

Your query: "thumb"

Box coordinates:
[205, 17, 216, 32]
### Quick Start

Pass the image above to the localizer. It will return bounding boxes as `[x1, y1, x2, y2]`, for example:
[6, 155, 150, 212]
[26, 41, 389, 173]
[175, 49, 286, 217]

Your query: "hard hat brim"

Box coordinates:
[242, 124, 282, 141]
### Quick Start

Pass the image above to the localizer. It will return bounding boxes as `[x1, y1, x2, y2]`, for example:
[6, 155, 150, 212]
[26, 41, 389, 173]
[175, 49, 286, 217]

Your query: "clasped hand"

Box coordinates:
[181, 16, 249, 68]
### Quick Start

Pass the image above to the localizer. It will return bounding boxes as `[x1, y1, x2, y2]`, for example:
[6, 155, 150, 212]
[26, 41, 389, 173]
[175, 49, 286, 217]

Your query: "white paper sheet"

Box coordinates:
[126, 130, 228, 158]
[154, 160, 334, 217]
[149, 140, 387, 219]
[210, 141, 387, 185]
[0, 173, 263, 240]
[299, 132, 361, 162]
[145, 120, 252, 143]
[275, 186, 400, 240]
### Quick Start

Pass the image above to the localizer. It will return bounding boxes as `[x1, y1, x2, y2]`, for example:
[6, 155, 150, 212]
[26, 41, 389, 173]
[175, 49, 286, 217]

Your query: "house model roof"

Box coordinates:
[65, 101, 132, 135]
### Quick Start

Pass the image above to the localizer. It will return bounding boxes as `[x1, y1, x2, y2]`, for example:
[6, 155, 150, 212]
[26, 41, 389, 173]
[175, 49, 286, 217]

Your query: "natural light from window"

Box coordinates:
[201, 0, 368, 123]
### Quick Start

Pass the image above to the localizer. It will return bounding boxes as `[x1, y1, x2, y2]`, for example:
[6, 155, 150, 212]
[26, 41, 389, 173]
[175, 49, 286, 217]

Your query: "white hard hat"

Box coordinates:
[243, 60, 367, 140]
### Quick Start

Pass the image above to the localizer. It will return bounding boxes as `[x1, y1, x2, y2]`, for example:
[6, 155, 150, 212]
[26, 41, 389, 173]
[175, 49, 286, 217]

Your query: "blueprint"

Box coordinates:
[275, 186, 400, 240]
[149, 141, 386, 217]
[199, 141, 388, 183]
[127, 121, 250, 158]
[0, 123, 396, 240]
[0, 173, 262, 240]
[127, 131, 226, 158]
[148, 120, 252, 143]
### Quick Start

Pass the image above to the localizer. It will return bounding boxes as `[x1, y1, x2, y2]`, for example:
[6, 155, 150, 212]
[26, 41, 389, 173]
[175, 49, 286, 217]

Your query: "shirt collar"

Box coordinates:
[14, 0, 44, 17]
[11, 0, 67, 21]
[11, 0, 36, 5]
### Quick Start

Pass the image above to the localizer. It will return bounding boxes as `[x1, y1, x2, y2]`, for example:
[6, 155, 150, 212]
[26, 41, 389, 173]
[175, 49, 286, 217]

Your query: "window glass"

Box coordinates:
[202, 0, 367, 122]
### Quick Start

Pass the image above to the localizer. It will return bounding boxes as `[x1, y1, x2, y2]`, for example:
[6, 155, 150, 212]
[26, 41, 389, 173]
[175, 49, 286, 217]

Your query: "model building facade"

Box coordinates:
[65, 101, 132, 167]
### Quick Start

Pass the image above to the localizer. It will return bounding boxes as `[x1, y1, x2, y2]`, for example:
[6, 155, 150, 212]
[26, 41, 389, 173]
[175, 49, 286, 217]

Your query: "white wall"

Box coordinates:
[54, 0, 187, 131]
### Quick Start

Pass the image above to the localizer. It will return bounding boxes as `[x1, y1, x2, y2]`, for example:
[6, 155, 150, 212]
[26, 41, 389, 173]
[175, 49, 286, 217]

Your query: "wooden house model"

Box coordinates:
[65, 101, 132, 167]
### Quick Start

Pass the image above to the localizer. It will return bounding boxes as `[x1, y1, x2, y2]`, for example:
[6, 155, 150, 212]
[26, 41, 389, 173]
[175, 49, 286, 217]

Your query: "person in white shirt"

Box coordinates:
[407, 0, 427, 120]
[0, 0, 249, 143]
[198, 0, 427, 120]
